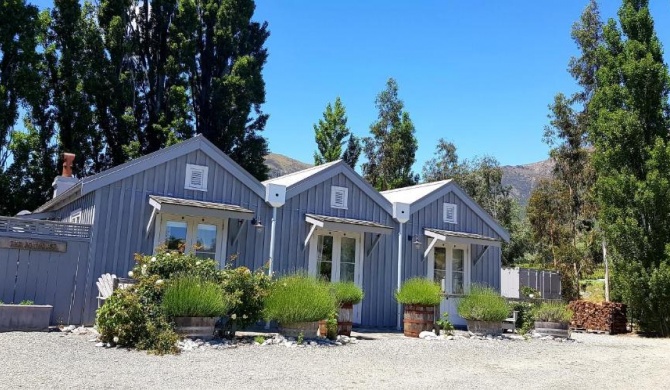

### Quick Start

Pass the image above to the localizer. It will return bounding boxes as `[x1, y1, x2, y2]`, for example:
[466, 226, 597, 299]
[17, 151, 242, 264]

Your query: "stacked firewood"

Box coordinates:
[569, 301, 628, 334]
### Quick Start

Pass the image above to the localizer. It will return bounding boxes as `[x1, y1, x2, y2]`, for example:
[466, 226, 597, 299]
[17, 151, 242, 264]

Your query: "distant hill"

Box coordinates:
[264, 152, 553, 206]
[501, 159, 554, 206]
[264, 153, 311, 178]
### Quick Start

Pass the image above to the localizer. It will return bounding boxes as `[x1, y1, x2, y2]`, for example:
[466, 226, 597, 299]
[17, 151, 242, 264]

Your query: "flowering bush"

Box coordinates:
[131, 250, 221, 282]
[219, 266, 272, 335]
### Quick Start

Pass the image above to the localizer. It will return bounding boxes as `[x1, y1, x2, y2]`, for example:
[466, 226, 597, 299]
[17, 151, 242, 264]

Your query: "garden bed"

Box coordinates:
[0, 304, 52, 332]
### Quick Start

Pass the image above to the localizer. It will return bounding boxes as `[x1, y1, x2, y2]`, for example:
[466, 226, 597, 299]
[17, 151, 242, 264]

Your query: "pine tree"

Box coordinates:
[589, 0, 670, 335]
[313, 97, 361, 168]
[362, 78, 418, 191]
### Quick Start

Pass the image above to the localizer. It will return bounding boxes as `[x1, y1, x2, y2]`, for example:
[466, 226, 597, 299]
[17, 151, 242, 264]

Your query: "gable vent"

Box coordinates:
[331, 186, 348, 209]
[185, 164, 209, 192]
[443, 203, 458, 224]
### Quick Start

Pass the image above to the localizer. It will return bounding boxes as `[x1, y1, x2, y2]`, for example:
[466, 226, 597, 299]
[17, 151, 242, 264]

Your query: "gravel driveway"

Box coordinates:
[1, 330, 668, 389]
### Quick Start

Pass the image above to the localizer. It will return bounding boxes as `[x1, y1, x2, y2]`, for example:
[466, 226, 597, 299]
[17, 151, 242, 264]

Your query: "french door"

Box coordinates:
[309, 231, 363, 323]
[154, 214, 227, 265]
[428, 243, 470, 326]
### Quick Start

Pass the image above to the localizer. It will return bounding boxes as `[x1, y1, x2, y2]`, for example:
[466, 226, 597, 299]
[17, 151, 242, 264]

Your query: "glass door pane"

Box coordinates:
[434, 247, 447, 290]
[317, 235, 334, 281]
[339, 236, 357, 283]
[452, 248, 465, 295]
[194, 224, 217, 260]
[165, 221, 188, 252]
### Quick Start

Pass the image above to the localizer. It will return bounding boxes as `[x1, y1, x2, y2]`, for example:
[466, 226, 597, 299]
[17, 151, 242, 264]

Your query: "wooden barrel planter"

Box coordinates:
[535, 321, 570, 338]
[403, 305, 436, 338]
[338, 303, 353, 336]
[173, 317, 218, 339]
[280, 321, 320, 339]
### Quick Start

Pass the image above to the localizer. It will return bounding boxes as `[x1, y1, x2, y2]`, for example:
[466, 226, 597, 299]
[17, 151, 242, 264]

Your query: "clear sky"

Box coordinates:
[28, 1, 670, 171]
[254, 0, 670, 170]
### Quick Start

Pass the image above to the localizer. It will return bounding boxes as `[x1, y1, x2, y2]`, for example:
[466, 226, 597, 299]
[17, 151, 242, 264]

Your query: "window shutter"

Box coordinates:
[443, 203, 458, 224]
[185, 164, 209, 191]
[331, 186, 348, 209]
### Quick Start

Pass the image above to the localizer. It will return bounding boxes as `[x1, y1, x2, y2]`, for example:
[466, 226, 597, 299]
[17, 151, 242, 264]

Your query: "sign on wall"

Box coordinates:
[0, 237, 67, 253]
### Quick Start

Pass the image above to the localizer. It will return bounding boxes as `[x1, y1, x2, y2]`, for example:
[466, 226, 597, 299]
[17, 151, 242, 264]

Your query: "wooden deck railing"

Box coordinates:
[0, 216, 92, 239]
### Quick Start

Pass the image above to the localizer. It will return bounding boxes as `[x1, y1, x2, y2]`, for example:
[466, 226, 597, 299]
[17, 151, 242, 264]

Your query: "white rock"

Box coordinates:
[447, 336, 454, 340]
[419, 331, 437, 339]
[95, 342, 104, 347]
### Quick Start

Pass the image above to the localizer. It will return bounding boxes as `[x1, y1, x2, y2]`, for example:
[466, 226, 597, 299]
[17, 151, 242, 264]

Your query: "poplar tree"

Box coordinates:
[589, 0, 670, 335]
[362, 78, 418, 191]
[313, 97, 361, 168]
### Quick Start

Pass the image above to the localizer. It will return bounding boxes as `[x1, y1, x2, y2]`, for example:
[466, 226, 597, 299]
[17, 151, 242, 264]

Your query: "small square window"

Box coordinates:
[443, 203, 458, 224]
[331, 186, 348, 209]
[185, 164, 208, 191]
[69, 209, 82, 224]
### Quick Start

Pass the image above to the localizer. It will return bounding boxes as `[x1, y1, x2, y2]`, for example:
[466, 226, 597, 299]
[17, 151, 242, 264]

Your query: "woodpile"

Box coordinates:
[569, 301, 628, 334]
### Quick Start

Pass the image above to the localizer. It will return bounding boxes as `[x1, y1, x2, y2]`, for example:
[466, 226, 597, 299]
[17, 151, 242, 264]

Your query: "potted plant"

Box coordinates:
[161, 276, 230, 339]
[0, 300, 53, 332]
[264, 274, 336, 338]
[395, 278, 442, 338]
[327, 281, 364, 336]
[534, 302, 573, 338]
[457, 285, 509, 336]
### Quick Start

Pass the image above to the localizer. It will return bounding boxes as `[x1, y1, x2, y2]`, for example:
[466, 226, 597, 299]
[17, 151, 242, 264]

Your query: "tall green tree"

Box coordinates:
[422, 138, 459, 182]
[589, 0, 670, 335]
[184, 0, 270, 180]
[362, 78, 418, 190]
[313, 97, 361, 168]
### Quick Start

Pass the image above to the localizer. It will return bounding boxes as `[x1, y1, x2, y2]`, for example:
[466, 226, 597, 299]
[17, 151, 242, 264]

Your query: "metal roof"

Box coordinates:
[305, 213, 393, 235]
[262, 160, 339, 187]
[149, 195, 254, 220]
[424, 227, 501, 247]
[381, 180, 452, 204]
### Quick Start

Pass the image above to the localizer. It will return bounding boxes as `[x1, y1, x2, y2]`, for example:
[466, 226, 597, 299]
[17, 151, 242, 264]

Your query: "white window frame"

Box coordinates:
[152, 213, 227, 266]
[330, 186, 349, 210]
[443, 203, 458, 224]
[308, 229, 364, 323]
[69, 209, 82, 224]
[185, 164, 209, 192]
[427, 242, 470, 296]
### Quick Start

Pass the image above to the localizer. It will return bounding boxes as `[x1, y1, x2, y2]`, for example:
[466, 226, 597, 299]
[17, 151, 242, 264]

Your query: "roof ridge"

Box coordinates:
[380, 179, 452, 194]
[263, 159, 341, 184]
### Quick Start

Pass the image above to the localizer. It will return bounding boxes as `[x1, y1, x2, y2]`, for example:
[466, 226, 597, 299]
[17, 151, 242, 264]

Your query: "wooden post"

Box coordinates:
[603, 240, 610, 302]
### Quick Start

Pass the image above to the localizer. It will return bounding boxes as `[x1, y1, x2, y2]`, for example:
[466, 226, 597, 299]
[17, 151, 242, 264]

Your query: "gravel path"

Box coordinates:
[1, 330, 668, 389]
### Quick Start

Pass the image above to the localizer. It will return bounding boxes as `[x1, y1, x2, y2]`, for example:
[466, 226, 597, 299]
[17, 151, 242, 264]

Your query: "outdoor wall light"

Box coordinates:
[410, 234, 422, 250]
[251, 217, 264, 233]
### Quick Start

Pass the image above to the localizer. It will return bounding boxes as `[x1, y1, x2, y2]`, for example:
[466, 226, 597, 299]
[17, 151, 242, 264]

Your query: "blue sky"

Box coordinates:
[29, 1, 670, 171]
[254, 0, 670, 170]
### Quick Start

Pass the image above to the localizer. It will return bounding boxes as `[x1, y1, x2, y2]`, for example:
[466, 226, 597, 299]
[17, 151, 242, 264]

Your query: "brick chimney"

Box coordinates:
[52, 153, 78, 198]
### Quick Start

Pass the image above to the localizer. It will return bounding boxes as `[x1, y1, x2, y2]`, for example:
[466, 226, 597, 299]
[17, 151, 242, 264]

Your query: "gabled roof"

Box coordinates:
[35, 135, 265, 212]
[381, 180, 510, 242]
[264, 160, 393, 215]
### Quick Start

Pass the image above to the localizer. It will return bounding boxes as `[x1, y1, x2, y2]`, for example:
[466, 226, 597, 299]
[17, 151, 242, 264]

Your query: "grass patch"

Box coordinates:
[457, 285, 509, 322]
[264, 274, 336, 324]
[395, 278, 442, 306]
[331, 281, 364, 305]
[162, 276, 229, 317]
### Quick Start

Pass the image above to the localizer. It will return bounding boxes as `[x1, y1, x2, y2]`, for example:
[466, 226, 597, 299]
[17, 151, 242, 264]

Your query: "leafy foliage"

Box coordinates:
[19, 300, 34, 305]
[131, 250, 221, 283]
[325, 310, 338, 340]
[219, 265, 272, 332]
[395, 278, 442, 306]
[96, 289, 149, 347]
[263, 274, 336, 324]
[362, 78, 418, 191]
[313, 97, 361, 168]
[331, 281, 364, 305]
[161, 276, 229, 318]
[435, 312, 454, 335]
[509, 300, 537, 335]
[457, 285, 510, 322]
[534, 302, 573, 323]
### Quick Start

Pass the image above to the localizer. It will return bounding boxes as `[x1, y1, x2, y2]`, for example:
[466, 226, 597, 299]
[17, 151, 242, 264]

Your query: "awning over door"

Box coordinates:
[148, 195, 254, 221]
[305, 214, 393, 235]
[423, 227, 501, 259]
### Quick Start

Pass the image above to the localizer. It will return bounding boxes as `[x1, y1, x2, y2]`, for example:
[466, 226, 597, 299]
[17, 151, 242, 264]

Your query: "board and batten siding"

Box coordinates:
[273, 172, 399, 328]
[54, 192, 96, 224]
[402, 190, 502, 290]
[80, 149, 271, 323]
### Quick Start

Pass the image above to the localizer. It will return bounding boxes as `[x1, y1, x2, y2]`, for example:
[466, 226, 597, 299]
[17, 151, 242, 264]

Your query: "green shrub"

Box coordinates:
[254, 335, 266, 344]
[220, 266, 272, 332]
[19, 300, 34, 305]
[162, 276, 230, 317]
[395, 278, 442, 306]
[131, 250, 221, 283]
[325, 310, 338, 340]
[520, 286, 540, 298]
[510, 300, 537, 334]
[534, 302, 573, 323]
[457, 285, 510, 322]
[97, 289, 147, 347]
[331, 281, 364, 305]
[435, 313, 455, 335]
[264, 274, 336, 324]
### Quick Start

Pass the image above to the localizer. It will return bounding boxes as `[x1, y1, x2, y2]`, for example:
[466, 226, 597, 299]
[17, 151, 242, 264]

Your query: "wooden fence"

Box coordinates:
[0, 217, 92, 325]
